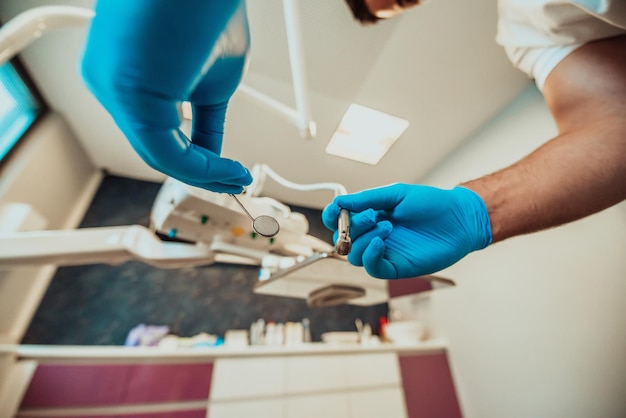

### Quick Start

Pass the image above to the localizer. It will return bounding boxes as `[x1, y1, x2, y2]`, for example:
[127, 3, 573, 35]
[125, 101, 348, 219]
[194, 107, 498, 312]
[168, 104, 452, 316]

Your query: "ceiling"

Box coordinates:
[0, 0, 530, 209]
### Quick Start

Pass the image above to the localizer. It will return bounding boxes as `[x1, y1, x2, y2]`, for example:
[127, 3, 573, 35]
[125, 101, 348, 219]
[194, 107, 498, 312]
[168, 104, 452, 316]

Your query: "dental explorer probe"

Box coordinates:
[229, 194, 280, 238]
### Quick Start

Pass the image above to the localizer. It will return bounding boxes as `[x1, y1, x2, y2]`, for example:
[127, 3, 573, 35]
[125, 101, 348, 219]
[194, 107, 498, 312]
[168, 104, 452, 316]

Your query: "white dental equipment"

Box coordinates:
[0, 163, 386, 306]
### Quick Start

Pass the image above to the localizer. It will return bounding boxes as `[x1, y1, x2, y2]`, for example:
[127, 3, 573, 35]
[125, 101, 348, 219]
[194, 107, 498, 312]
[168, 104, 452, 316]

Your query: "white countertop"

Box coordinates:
[0, 340, 447, 363]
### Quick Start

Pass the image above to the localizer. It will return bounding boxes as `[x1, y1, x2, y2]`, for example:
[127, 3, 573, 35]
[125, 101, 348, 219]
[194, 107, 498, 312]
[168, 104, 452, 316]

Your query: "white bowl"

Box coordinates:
[321, 331, 360, 344]
[384, 320, 425, 345]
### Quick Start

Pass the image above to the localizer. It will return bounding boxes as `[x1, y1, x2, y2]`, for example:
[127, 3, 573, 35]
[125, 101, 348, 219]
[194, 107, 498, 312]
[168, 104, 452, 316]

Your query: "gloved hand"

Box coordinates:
[322, 184, 492, 279]
[81, 0, 252, 193]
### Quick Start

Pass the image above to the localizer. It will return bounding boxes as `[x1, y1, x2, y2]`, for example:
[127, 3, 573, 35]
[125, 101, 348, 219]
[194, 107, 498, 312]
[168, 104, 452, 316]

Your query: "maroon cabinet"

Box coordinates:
[399, 353, 463, 418]
[20, 362, 213, 410]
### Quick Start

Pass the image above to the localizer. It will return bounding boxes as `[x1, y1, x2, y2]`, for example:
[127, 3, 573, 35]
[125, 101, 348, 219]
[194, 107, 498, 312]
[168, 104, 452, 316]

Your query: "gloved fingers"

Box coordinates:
[179, 142, 253, 190]
[326, 207, 378, 238]
[347, 220, 392, 267]
[323, 202, 387, 239]
[323, 203, 378, 237]
[348, 209, 382, 238]
[85, 74, 253, 192]
[361, 236, 399, 279]
[333, 184, 406, 213]
[190, 102, 228, 154]
[181, 180, 247, 194]
[321, 202, 341, 231]
[189, 51, 248, 152]
[127, 127, 252, 192]
[183, 150, 252, 193]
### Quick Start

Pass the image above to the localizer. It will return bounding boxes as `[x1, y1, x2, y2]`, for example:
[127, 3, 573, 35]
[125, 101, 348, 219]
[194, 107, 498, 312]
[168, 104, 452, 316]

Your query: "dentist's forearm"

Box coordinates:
[462, 122, 626, 243]
[461, 35, 626, 243]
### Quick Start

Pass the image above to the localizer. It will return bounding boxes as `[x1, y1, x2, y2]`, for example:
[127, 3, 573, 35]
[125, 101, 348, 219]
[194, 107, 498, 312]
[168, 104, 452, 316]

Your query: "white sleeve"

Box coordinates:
[496, 0, 625, 92]
[501, 43, 582, 92]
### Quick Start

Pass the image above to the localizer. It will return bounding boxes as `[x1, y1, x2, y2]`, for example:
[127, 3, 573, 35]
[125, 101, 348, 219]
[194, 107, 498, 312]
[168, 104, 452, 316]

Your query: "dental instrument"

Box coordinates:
[230, 193, 280, 238]
[247, 164, 352, 256]
[336, 209, 352, 256]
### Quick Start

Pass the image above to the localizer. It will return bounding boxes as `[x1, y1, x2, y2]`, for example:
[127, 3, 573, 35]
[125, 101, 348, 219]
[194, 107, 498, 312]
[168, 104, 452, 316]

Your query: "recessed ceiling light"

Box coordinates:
[326, 104, 408, 165]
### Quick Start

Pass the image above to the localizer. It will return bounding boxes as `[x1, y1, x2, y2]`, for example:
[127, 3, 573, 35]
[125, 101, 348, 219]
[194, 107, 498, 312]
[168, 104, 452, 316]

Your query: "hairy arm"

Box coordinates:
[462, 35, 626, 243]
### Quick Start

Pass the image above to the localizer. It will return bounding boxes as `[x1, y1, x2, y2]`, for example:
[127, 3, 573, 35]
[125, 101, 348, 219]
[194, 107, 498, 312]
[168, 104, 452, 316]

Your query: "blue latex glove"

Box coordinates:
[322, 184, 492, 279]
[81, 0, 252, 193]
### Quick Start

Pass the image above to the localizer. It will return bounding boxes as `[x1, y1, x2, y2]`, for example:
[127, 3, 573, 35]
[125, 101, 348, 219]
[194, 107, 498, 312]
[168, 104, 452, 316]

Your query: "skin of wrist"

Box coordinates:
[460, 177, 508, 243]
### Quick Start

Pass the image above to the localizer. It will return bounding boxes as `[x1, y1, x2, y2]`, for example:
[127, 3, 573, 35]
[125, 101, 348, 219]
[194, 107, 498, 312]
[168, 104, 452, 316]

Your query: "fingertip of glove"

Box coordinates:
[240, 166, 253, 184]
[325, 201, 342, 215]
[369, 236, 385, 255]
[363, 237, 395, 279]
[379, 220, 393, 235]
[333, 195, 350, 209]
[321, 205, 341, 230]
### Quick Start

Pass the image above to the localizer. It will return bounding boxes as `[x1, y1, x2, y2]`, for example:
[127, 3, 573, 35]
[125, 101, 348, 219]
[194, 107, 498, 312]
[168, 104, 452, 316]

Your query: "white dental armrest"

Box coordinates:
[0, 225, 215, 269]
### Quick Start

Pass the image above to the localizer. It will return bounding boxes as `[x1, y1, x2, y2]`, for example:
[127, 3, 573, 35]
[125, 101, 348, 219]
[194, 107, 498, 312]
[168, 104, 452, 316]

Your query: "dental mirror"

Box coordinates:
[230, 194, 280, 238]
